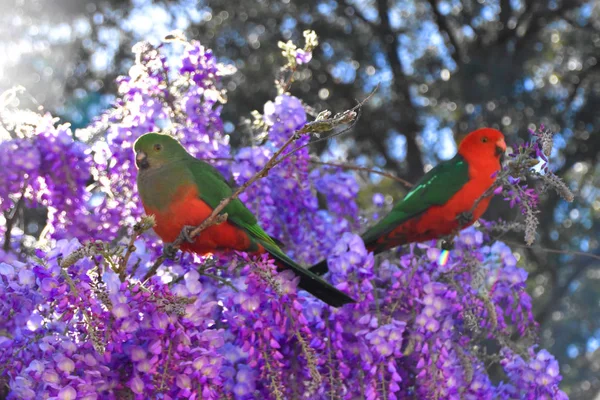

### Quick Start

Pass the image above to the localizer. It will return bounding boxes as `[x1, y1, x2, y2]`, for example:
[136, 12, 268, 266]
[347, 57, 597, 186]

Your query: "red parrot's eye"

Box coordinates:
[481, 137, 488, 143]
[154, 144, 162, 151]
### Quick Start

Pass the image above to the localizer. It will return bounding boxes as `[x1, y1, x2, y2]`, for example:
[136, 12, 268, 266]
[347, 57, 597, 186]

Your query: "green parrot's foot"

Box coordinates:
[181, 225, 197, 244]
[457, 211, 474, 226]
[163, 243, 179, 260]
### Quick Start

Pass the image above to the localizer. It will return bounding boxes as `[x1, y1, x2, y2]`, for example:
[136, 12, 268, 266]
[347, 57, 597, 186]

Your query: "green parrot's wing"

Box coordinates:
[361, 154, 470, 246]
[186, 159, 281, 248]
[187, 158, 355, 307]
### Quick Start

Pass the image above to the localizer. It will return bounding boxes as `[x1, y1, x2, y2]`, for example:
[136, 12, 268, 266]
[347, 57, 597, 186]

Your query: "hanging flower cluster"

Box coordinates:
[0, 30, 569, 399]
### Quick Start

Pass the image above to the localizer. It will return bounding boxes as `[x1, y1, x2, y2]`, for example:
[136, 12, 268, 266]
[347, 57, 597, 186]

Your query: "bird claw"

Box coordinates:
[440, 237, 455, 251]
[163, 243, 179, 260]
[181, 225, 196, 244]
[457, 211, 473, 226]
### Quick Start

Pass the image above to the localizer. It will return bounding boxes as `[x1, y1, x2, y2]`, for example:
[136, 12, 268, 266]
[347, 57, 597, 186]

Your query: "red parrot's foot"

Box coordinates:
[163, 242, 179, 260]
[180, 225, 197, 244]
[456, 211, 473, 227]
[441, 238, 455, 251]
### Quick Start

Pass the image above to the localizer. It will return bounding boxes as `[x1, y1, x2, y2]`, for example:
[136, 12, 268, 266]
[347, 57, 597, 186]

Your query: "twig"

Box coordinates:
[3, 184, 27, 252]
[268, 90, 376, 169]
[198, 87, 378, 172]
[282, 65, 298, 93]
[143, 255, 167, 282]
[159, 339, 174, 392]
[502, 240, 600, 262]
[309, 159, 414, 188]
[130, 258, 142, 278]
[197, 271, 239, 291]
[199, 155, 410, 187]
[197, 144, 413, 191]
[119, 237, 137, 281]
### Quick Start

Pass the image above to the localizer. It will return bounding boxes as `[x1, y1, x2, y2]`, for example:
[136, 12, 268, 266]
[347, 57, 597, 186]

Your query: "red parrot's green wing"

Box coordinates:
[308, 154, 470, 276]
[186, 159, 355, 307]
[361, 154, 470, 247]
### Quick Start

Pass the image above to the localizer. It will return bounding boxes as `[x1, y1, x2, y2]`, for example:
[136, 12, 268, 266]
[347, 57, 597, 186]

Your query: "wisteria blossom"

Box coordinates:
[0, 31, 570, 399]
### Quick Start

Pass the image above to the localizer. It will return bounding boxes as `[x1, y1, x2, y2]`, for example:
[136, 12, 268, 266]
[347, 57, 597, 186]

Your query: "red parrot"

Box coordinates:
[134, 133, 355, 307]
[309, 128, 506, 275]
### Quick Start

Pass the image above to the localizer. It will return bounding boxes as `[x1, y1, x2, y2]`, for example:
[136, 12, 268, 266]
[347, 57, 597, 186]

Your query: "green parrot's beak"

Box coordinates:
[136, 151, 149, 169]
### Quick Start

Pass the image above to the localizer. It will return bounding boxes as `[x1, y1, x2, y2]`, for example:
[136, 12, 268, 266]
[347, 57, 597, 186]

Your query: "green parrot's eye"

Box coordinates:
[481, 137, 488, 143]
[154, 143, 162, 151]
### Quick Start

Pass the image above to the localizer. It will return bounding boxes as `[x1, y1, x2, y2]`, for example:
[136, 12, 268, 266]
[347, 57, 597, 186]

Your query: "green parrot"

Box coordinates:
[134, 132, 355, 307]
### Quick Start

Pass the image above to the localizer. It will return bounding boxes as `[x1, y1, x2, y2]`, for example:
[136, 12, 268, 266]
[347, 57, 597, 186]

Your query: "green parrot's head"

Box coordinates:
[133, 133, 189, 171]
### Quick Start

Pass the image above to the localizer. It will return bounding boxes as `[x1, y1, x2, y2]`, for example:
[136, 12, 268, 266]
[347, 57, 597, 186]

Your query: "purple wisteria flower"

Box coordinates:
[0, 33, 569, 399]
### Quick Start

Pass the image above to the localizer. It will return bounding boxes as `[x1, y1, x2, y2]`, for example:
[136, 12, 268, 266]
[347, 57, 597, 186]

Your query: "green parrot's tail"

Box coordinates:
[307, 259, 329, 276]
[263, 248, 355, 307]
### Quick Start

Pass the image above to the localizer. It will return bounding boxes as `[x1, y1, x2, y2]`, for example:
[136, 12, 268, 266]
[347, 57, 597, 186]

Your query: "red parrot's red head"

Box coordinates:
[458, 128, 506, 162]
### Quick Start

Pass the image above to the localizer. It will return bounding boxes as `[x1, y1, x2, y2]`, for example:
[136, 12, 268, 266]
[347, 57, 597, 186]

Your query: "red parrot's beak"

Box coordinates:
[136, 151, 149, 169]
[495, 138, 506, 156]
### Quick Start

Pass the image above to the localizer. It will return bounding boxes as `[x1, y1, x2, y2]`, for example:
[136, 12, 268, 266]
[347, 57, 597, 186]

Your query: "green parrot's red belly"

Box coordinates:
[372, 178, 493, 251]
[144, 184, 262, 256]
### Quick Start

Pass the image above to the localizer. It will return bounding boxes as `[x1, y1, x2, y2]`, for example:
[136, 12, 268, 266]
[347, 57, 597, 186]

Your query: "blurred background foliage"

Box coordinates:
[0, 0, 599, 396]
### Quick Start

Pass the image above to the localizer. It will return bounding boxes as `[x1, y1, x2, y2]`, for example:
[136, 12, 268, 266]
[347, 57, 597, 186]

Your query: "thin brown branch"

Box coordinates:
[310, 159, 414, 188]
[119, 233, 138, 281]
[130, 258, 142, 278]
[503, 240, 600, 263]
[3, 184, 27, 252]
[118, 219, 156, 281]
[199, 88, 376, 168]
[281, 65, 298, 94]
[143, 255, 166, 282]
[199, 155, 410, 188]
[276, 87, 376, 162]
